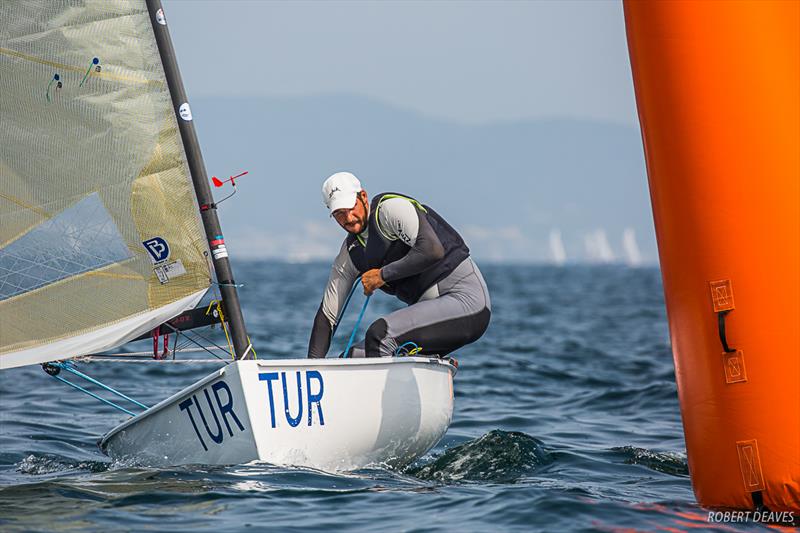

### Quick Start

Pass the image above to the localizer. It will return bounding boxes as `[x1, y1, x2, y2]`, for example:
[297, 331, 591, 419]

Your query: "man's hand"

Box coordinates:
[361, 268, 385, 295]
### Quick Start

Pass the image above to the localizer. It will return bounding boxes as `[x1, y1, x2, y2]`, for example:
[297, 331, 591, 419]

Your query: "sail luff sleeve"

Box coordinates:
[145, 0, 252, 359]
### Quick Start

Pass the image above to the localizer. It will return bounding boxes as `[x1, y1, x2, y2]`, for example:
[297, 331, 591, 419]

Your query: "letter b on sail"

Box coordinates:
[142, 237, 170, 263]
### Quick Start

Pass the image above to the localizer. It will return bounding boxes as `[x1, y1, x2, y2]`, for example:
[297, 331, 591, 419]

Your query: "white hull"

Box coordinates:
[100, 357, 456, 471]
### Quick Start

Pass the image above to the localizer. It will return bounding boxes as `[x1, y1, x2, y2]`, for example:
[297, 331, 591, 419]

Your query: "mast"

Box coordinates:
[145, 0, 252, 359]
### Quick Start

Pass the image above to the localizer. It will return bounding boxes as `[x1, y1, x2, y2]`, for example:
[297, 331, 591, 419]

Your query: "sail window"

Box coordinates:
[0, 192, 132, 300]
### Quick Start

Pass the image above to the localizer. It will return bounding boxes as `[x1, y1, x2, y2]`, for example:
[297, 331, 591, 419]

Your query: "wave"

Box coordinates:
[407, 430, 552, 483]
[612, 446, 688, 476]
[15, 453, 109, 476]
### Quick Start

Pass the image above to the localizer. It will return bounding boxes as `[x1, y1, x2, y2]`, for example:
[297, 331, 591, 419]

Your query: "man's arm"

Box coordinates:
[308, 241, 360, 358]
[378, 198, 445, 283]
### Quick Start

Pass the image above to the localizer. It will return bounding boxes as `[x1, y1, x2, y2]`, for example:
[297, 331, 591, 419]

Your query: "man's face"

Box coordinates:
[332, 190, 368, 234]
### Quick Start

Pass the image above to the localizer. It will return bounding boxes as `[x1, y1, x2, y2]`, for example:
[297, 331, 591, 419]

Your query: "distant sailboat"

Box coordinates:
[622, 227, 643, 267]
[549, 229, 567, 265]
[584, 229, 615, 263]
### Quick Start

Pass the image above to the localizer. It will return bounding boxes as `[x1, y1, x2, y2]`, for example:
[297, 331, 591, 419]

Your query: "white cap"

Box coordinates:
[322, 172, 362, 214]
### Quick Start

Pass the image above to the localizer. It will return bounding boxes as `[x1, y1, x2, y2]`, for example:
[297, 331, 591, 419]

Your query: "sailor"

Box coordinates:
[308, 172, 491, 358]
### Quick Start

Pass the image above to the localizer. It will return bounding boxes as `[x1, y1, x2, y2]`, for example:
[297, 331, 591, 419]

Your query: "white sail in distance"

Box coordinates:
[622, 227, 643, 267]
[549, 229, 567, 265]
[0, 1, 212, 369]
[584, 229, 615, 263]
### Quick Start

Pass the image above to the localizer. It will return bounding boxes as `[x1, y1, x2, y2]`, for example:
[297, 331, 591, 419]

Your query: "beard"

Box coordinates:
[343, 195, 368, 234]
[344, 216, 365, 234]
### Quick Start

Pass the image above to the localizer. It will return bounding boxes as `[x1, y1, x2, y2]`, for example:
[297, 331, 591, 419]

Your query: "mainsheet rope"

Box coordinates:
[328, 275, 373, 358]
[343, 295, 371, 358]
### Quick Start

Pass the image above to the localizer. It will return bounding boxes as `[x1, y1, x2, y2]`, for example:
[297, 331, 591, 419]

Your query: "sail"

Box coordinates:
[548, 229, 566, 266]
[621, 227, 642, 267]
[583, 229, 615, 263]
[0, 1, 212, 369]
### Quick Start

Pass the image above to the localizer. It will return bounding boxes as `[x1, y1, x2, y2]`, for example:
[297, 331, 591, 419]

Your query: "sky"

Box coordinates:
[160, 0, 654, 264]
[164, 0, 639, 126]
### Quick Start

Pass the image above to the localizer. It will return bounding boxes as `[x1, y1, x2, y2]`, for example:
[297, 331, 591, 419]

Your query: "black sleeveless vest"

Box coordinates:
[346, 192, 470, 304]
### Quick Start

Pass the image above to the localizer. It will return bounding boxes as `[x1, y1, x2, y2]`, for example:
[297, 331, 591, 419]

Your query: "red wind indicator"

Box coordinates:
[211, 170, 248, 188]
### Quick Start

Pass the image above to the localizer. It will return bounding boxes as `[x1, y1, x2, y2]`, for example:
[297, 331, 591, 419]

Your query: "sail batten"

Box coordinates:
[0, 46, 164, 86]
[0, 1, 212, 368]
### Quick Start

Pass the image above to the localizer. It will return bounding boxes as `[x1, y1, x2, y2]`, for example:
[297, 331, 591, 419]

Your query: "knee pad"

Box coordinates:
[365, 319, 389, 357]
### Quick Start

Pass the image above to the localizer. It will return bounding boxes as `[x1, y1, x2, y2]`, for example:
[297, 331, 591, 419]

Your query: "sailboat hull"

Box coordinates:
[100, 357, 455, 471]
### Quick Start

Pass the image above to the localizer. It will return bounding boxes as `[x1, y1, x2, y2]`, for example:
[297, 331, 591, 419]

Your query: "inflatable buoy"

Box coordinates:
[624, 1, 799, 511]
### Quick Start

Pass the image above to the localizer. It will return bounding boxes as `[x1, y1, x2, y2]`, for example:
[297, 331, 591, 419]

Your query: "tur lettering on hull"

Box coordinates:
[259, 370, 325, 428]
[179, 380, 246, 451]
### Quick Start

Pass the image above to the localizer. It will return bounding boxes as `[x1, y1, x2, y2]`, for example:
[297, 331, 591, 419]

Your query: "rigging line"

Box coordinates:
[49, 374, 137, 416]
[245, 336, 258, 359]
[43, 362, 148, 415]
[173, 338, 192, 352]
[163, 324, 228, 361]
[184, 320, 233, 359]
[238, 343, 254, 361]
[173, 329, 215, 353]
[75, 358, 228, 364]
[162, 322, 230, 361]
[203, 300, 235, 358]
[235, 337, 259, 360]
[175, 339, 195, 353]
[83, 346, 227, 358]
[163, 328, 224, 359]
[344, 294, 371, 358]
[57, 362, 149, 410]
[171, 328, 179, 359]
[213, 300, 235, 358]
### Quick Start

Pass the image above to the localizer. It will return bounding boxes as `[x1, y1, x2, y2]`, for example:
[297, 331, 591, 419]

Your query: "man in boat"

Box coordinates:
[308, 171, 491, 358]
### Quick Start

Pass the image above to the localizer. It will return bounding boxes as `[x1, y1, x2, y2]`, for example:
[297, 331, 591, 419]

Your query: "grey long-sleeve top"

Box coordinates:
[307, 198, 445, 358]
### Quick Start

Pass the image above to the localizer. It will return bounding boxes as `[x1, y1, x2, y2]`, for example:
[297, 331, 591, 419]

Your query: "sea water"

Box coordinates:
[0, 262, 780, 531]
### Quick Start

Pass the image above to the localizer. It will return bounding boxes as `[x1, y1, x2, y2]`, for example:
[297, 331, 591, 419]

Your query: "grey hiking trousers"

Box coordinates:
[348, 257, 491, 358]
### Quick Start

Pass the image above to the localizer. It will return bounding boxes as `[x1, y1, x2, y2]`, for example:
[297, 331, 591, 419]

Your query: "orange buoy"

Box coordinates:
[623, 0, 799, 511]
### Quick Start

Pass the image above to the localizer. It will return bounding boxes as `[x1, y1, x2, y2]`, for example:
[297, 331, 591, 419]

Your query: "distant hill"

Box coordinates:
[189, 94, 656, 264]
